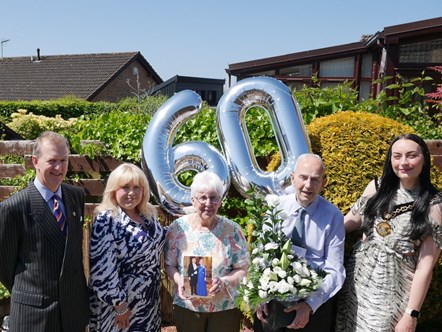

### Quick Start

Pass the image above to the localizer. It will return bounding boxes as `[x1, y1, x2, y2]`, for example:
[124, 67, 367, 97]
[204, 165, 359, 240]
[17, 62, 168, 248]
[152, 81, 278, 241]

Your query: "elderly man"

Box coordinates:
[255, 153, 346, 332]
[0, 131, 89, 332]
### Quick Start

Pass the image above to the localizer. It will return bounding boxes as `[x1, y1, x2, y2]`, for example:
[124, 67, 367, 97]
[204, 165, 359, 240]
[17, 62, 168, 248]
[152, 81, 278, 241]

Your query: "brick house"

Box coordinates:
[0, 50, 163, 102]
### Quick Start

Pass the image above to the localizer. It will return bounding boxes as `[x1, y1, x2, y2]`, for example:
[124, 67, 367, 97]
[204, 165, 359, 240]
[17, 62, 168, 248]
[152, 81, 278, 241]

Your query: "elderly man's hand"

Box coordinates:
[285, 301, 312, 329]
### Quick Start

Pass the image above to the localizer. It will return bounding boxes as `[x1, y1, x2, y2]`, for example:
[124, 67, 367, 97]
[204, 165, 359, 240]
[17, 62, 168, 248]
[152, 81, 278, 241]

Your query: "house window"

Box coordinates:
[361, 54, 373, 78]
[399, 38, 442, 63]
[279, 64, 313, 77]
[254, 69, 276, 76]
[319, 57, 354, 77]
[359, 81, 371, 101]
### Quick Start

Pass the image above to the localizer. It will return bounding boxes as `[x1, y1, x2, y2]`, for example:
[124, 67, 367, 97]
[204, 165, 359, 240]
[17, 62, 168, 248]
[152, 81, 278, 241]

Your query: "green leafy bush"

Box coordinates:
[358, 74, 442, 139]
[293, 77, 359, 124]
[70, 110, 152, 162]
[0, 96, 117, 120]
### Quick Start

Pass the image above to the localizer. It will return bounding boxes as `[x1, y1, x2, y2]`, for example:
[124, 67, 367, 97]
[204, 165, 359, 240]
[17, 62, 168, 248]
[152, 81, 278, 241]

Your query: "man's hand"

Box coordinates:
[256, 303, 269, 324]
[285, 301, 312, 329]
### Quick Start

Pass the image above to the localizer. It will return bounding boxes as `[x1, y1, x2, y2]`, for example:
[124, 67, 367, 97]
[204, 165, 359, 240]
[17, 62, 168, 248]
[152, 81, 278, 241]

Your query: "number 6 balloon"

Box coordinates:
[142, 90, 230, 216]
[216, 76, 311, 196]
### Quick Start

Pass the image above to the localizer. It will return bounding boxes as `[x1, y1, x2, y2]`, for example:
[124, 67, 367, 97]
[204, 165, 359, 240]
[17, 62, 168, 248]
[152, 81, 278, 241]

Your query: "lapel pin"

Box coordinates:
[73, 212, 76, 216]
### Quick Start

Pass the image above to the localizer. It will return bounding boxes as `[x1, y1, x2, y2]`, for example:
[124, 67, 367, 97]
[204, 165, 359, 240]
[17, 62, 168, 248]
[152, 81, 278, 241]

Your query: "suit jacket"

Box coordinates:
[188, 263, 198, 286]
[0, 182, 90, 332]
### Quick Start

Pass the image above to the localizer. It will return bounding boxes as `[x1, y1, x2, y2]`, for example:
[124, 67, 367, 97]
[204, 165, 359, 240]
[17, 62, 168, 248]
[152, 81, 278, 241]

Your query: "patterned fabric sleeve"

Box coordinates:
[89, 211, 127, 306]
[350, 195, 370, 228]
[430, 198, 442, 249]
[230, 220, 250, 269]
[164, 218, 182, 268]
[432, 223, 442, 249]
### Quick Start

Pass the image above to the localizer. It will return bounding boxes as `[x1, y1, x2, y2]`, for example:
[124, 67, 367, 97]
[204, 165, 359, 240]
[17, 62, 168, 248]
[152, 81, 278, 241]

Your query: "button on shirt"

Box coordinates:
[276, 193, 346, 312]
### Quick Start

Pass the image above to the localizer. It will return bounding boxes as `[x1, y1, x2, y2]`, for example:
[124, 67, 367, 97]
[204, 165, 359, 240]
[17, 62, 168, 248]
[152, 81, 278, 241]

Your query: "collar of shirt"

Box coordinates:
[34, 178, 62, 203]
[282, 193, 320, 217]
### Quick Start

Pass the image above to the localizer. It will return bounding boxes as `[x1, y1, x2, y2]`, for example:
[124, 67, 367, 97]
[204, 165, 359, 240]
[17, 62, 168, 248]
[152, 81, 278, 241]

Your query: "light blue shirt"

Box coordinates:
[277, 193, 346, 312]
[34, 178, 66, 215]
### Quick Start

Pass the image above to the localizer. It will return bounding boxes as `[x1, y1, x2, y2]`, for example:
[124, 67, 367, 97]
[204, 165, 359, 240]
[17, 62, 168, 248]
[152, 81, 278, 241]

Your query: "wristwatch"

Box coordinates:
[405, 307, 420, 318]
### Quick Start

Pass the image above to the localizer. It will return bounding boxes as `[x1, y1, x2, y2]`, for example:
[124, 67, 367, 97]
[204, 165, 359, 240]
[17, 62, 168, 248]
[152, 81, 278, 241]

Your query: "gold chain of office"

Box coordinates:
[375, 203, 414, 237]
[375, 196, 440, 237]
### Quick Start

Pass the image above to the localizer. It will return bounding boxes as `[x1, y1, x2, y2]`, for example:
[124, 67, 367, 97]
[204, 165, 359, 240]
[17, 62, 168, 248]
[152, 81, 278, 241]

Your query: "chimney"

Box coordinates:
[37, 48, 41, 61]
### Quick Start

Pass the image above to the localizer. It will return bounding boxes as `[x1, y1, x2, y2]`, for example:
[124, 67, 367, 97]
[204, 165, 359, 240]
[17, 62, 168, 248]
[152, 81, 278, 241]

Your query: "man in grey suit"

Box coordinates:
[0, 131, 89, 332]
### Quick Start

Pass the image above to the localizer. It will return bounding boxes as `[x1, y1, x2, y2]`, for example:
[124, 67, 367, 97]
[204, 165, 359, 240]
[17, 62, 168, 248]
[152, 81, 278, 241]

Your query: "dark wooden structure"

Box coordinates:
[149, 75, 225, 106]
[227, 17, 442, 101]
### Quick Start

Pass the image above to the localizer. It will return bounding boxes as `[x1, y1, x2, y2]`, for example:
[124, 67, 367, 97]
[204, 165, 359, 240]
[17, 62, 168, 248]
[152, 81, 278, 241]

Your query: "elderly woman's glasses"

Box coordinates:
[195, 195, 220, 205]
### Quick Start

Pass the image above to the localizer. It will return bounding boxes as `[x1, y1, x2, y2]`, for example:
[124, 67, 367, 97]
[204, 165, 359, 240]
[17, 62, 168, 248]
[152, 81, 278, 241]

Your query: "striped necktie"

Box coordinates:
[291, 207, 305, 247]
[52, 194, 66, 236]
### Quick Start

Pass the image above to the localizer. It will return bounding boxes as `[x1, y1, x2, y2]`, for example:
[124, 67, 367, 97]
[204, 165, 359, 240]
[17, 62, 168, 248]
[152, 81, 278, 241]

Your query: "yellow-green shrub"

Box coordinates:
[268, 111, 441, 211]
[7, 109, 76, 139]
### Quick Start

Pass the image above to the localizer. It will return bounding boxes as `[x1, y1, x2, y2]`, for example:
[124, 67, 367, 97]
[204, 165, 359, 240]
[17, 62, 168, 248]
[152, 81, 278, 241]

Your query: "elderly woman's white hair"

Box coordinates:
[190, 171, 224, 198]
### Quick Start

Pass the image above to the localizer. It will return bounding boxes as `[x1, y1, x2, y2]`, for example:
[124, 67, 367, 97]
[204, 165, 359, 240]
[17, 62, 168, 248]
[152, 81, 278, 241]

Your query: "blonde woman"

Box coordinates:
[89, 163, 166, 332]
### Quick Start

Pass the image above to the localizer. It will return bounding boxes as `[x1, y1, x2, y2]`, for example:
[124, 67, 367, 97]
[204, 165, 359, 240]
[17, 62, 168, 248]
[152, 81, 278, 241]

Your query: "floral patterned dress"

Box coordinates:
[165, 215, 249, 312]
[336, 189, 442, 332]
[89, 208, 166, 332]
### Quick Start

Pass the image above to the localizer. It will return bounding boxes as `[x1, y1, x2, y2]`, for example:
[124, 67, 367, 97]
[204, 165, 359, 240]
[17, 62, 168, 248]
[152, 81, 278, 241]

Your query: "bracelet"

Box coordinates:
[115, 305, 129, 316]
[115, 307, 129, 316]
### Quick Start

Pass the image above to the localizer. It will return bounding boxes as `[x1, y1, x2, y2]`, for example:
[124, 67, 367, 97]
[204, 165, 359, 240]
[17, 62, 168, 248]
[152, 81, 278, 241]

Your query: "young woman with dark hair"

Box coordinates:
[336, 133, 442, 332]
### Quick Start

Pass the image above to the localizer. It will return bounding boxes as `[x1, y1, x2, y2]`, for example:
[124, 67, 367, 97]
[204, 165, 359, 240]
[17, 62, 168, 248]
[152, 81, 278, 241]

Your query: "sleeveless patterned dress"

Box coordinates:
[335, 189, 442, 332]
[89, 208, 166, 332]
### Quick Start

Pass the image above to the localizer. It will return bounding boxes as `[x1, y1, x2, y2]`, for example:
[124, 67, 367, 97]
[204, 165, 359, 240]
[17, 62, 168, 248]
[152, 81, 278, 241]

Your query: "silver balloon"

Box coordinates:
[142, 90, 230, 216]
[216, 76, 311, 196]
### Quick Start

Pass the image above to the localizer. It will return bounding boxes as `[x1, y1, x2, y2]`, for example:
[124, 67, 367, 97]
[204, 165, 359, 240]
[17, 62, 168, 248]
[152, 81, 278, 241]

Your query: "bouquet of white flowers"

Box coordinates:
[236, 191, 326, 324]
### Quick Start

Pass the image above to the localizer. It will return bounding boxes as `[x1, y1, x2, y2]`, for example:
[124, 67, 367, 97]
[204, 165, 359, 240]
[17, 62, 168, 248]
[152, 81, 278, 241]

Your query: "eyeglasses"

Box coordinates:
[195, 195, 221, 205]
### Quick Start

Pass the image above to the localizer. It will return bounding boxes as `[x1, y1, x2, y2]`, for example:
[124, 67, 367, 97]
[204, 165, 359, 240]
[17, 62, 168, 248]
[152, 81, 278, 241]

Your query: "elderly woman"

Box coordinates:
[165, 171, 250, 332]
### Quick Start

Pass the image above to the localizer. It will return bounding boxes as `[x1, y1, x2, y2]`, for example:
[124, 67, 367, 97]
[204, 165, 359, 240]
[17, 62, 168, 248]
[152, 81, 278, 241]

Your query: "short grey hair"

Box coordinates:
[33, 131, 70, 158]
[190, 171, 224, 198]
[294, 153, 326, 172]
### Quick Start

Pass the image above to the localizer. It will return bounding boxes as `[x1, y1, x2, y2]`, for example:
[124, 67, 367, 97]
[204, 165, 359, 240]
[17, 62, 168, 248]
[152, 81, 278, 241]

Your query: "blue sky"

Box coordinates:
[1, 1, 441, 82]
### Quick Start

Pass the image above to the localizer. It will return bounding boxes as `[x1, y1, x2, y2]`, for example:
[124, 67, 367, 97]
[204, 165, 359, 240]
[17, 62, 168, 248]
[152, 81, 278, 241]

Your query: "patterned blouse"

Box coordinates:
[165, 215, 249, 312]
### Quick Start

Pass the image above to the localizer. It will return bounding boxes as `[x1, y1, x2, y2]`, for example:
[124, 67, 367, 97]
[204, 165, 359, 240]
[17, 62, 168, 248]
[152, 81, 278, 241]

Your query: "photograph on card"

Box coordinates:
[183, 255, 212, 298]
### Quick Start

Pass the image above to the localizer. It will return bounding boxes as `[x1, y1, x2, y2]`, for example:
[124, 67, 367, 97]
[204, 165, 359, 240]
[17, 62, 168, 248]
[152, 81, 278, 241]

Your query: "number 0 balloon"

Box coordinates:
[217, 76, 310, 195]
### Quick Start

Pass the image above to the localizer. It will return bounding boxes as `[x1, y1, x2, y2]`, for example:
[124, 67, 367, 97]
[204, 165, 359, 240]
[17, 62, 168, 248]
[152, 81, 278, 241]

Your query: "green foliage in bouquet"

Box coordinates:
[0, 283, 9, 301]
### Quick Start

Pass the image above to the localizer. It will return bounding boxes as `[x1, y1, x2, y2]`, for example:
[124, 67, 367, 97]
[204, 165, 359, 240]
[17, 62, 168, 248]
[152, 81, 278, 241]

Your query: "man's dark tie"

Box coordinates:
[291, 208, 305, 247]
[52, 194, 66, 236]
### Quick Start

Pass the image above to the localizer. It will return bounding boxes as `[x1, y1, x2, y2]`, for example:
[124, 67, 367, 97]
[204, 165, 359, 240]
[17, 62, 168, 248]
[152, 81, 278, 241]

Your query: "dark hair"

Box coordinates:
[364, 133, 437, 240]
